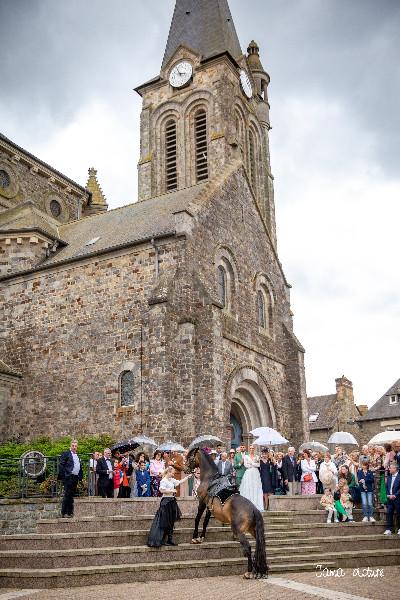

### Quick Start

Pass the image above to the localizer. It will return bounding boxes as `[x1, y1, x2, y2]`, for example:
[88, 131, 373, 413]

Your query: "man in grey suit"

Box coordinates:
[218, 452, 233, 478]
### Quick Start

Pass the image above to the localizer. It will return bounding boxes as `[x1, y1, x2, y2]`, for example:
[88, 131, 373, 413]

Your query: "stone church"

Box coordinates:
[0, 0, 308, 447]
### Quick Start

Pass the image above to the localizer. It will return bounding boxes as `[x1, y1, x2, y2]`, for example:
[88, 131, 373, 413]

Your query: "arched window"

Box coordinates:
[217, 265, 227, 308]
[257, 290, 265, 329]
[256, 283, 273, 335]
[120, 371, 134, 407]
[165, 119, 178, 191]
[195, 109, 208, 182]
[235, 111, 245, 159]
[249, 130, 256, 190]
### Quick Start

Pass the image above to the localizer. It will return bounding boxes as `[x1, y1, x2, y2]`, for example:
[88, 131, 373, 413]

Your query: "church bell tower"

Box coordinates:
[135, 0, 277, 246]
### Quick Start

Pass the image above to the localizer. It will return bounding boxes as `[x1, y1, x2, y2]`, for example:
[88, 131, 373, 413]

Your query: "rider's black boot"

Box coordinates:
[165, 533, 178, 546]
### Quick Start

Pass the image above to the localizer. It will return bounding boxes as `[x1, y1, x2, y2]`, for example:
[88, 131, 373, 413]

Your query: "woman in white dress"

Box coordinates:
[239, 445, 264, 511]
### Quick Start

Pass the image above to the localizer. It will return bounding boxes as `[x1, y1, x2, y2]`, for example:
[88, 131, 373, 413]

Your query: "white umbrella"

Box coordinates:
[158, 441, 185, 452]
[367, 431, 400, 445]
[327, 431, 358, 445]
[251, 427, 289, 446]
[299, 441, 329, 453]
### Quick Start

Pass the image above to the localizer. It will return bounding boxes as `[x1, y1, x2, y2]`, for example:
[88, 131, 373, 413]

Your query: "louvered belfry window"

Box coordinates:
[195, 109, 208, 182]
[249, 131, 256, 189]
[165, 119, 178, 191]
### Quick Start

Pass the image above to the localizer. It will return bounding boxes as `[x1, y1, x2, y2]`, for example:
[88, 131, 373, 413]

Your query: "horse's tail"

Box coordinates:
[253, 508, 268, 577]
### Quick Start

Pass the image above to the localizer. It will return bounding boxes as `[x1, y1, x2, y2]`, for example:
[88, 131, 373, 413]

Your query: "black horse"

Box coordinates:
[186, 448, 268, 579]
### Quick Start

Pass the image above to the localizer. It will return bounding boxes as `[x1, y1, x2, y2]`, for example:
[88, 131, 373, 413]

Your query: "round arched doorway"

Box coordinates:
[227, 366, 276, 447]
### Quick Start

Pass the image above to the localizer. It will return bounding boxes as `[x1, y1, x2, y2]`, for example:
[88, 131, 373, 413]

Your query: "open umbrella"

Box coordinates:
[251, 427, 289, 446]
[327, 431, 358, 445]
[130, 435, 158, 448]
[299, 441, 329, 453]
[188, 434, 223, 452]
[368, 431, 400, 445]
[158, 441, 185, 452]
[110, 439, 141, 454]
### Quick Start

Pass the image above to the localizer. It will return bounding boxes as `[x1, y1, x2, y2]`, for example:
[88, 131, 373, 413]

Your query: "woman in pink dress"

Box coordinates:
[149, 451, 165, 497]
[300, 449, 317, 495]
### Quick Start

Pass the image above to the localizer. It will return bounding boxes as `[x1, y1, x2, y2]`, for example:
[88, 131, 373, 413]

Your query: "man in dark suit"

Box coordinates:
[58, 439, 83, 518]
[384, 462, 400, 535]
[282, 446, 300, 495]
[96, 448, 115, 498]
[218, 452, 233, 478]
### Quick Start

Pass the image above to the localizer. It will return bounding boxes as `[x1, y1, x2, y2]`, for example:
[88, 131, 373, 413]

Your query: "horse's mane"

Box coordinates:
[198, 448, 219, 474]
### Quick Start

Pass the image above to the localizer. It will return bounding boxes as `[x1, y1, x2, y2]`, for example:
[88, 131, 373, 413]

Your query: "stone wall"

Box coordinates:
[0, 149, 85, 224]
[0, 499, 60, 535]
[0, 233, 52, 276]
[0, 168, 306, 447]
[0, 237, 183, 442]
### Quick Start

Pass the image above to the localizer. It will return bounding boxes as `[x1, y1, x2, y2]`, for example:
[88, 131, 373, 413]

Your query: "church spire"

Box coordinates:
[162, 0, 243, 69]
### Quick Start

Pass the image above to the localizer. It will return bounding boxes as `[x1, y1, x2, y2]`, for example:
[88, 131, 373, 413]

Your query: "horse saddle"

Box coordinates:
[207, 475, 239, 507]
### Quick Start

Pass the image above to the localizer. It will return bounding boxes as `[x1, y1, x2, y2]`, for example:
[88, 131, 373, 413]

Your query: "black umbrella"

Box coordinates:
[110, 440, 140, 454]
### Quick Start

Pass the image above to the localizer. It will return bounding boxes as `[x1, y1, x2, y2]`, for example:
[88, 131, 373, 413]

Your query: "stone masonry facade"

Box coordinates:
[0, 1, 309, 448]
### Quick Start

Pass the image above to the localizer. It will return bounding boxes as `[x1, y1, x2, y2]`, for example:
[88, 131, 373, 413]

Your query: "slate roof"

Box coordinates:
[358, 378, 400, 421]
[307, 394, 337, 431]
[0, 359, 21, 378]
[162, 0, 243, 69]
[42, 184, 205, 267]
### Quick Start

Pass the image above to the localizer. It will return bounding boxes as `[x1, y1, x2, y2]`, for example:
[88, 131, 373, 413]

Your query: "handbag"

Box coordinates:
[303, 473, 312, 482]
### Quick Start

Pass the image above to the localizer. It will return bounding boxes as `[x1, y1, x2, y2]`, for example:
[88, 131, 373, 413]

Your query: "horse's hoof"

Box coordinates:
[191, 539, 199, 544]
[243, 572, 253, 580]
[198, 537, 204, 543]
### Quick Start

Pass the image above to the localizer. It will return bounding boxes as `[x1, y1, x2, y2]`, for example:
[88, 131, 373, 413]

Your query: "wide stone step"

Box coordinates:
[0, 558, 336, 588]
[320, 548, 400, 569]
[36, 515, 227, 534]
[0, 541, 323, 569]
[73, 498, 198, 518]
[313, 534, 400, 553]
[0, 526, 243, 551]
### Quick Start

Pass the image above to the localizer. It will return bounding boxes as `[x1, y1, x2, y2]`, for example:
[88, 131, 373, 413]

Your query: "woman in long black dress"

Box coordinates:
[259, 448, 277, 510]
[147, 466, 192, 547]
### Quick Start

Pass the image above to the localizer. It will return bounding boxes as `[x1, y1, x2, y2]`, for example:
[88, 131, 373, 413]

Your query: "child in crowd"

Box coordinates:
[340, 483, 354, 522]
[192, 467, 201, 497]
[113, 459, 121, 498]
[320, 487, 338, 523]
[136, 461, 151, 497]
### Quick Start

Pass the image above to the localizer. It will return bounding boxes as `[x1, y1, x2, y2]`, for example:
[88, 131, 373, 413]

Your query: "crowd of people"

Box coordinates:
[61, 439, 400, 535]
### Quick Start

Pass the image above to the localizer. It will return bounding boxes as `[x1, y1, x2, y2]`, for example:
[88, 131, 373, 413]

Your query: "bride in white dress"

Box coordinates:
[239, 445, 264, 512]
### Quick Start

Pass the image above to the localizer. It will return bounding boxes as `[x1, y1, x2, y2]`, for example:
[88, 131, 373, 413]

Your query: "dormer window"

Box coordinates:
[309, 413, 319, 423]
[389, 394, 399, 405]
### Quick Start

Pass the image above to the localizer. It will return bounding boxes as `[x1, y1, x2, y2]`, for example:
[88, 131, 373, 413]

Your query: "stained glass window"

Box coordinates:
[120, 371, 134, 407]
[217, 265, 227, 308]
[257, 290, 265, 328]
[50, 200, 61, 218]
[0, 170, 10, 189]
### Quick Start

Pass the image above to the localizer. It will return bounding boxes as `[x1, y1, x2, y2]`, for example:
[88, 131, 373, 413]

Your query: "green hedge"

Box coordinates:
[0, 435, 115, 460]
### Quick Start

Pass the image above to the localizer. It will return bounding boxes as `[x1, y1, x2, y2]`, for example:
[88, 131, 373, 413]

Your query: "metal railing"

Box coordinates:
[0, 454, 93, 499]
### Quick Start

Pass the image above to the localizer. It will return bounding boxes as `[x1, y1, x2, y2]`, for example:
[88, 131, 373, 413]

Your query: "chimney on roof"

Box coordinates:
[335, 375, 354, 403]
[357, 404, 368, 416]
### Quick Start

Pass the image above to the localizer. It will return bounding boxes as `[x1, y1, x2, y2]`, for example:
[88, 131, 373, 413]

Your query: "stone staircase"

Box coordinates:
[0, 497, 398, 588]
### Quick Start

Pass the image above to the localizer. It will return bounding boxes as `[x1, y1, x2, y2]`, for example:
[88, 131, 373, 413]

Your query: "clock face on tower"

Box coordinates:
[169, 61, 193, 88]
[240, 69, 253, 99]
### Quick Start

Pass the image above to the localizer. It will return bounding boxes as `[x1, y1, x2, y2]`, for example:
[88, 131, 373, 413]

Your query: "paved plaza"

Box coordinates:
[1, 568, 399, 600]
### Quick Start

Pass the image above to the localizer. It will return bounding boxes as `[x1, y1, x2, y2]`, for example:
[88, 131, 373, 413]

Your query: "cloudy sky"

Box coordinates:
[1, 0, 399, 407]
